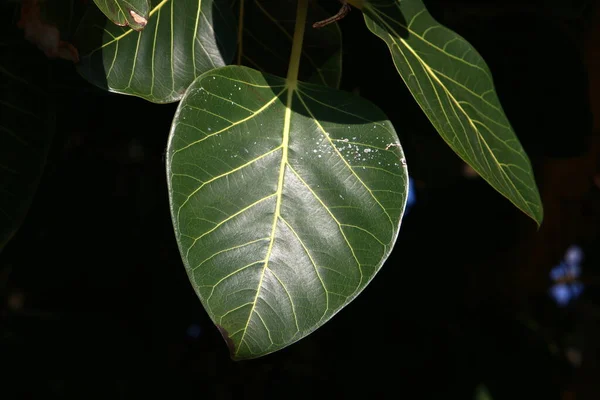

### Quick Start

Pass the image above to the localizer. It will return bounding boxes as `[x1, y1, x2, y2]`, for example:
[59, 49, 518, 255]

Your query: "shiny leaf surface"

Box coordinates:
[167, 66, 407, 359]
[356, 0, 543, 224]
[76, 0, 237, 103]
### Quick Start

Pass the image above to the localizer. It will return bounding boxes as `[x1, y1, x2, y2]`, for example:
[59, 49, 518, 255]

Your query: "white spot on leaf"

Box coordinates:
[129, 10, 148, 27]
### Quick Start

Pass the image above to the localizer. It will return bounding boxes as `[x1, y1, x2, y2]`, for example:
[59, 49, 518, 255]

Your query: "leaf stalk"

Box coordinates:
[313, 0, 351, 28]
[287, 0, 309, 87]
[236, 0, 245, 65]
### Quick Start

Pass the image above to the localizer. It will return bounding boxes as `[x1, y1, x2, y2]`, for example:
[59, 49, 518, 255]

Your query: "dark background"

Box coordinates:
[1, 0, 599, 398]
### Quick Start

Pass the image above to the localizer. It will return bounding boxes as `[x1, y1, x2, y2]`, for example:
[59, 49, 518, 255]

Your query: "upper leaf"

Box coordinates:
[93, 0, 150, 31]
[357, 0, 543, 225]
[232, 0, 342, 88]
[167, 66, 408, 359]
[75, 0, 237, 103]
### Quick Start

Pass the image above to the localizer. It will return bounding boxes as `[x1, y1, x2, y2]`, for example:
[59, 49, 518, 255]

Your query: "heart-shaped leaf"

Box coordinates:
[76, 0, 237, 103]
[232, 0, 342, 88]
[355, 0, 543, 225]
[167, 66, 408, 359]
[93, 0, 150, 30]
[1, 12, 53, 250]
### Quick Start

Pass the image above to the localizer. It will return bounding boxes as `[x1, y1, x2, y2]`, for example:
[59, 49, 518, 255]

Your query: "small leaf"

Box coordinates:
[167, 66, 408, 359]
[357, 0, 543, 225]
[1, 9, 53, 250]
[93, 0, 150, 30]
[75, 0, 237, 103]
[233, 0, 342, 88]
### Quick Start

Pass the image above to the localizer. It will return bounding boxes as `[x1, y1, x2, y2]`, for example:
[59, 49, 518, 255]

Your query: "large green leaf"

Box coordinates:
[353, 0, 543, 225]
[233, 0, 342, 88]
[167, 66, 408, 359]
[75, 0, 237, 103]
[93, 0, 150, 31]
[0, 14, 53, 250]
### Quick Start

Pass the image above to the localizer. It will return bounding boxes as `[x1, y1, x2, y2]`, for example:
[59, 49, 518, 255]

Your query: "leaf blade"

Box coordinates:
[93, 0, 150, 30]
[359, 0, 543, 225]
[76, 0, 237, 103]
[167, 66, 408, 359]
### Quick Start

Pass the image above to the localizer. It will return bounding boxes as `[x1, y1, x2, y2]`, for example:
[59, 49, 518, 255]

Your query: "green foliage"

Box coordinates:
[76, 0, 237, 103]
[233, 0, 343, 88]
[93, 0, 150, 30]
[167, 66, 407, 359]
[3, 0, 544, 358]
[359, 0, 542, 225]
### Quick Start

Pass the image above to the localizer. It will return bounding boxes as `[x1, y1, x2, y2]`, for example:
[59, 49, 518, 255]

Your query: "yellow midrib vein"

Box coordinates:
[235, 0, 307, 357]
[235, 86, 293, 356]
[365, 3, 534, 216]
[394, 34, 536, 218]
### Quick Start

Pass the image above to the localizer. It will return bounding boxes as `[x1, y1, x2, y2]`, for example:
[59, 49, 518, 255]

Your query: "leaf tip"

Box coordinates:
[215, 324, 237, 359]
[520, 200, 543, 229]
[533, 208, 544, 230]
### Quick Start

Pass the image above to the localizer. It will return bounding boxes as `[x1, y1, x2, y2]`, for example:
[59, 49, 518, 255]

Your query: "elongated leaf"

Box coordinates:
[167, 66, 408, 359]
[1, 16, 53, 250]
[233, 0, 342, 88]
[75, 0, 237, 103]
[356, 0, 543, 224]
[93, 0, 150, 30]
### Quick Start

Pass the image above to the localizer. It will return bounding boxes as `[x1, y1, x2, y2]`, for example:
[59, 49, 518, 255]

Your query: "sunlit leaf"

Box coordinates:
[75, 0, 237, 103]
[355, 0, 543, 225]
[167, 66, 407, 359]
[232, 0, 342, 87]
[93, 0, 150, 30]
[0, 9, 53, 250]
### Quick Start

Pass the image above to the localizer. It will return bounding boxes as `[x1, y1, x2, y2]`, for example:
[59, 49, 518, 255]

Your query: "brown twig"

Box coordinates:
[312, 0, 351, 28]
